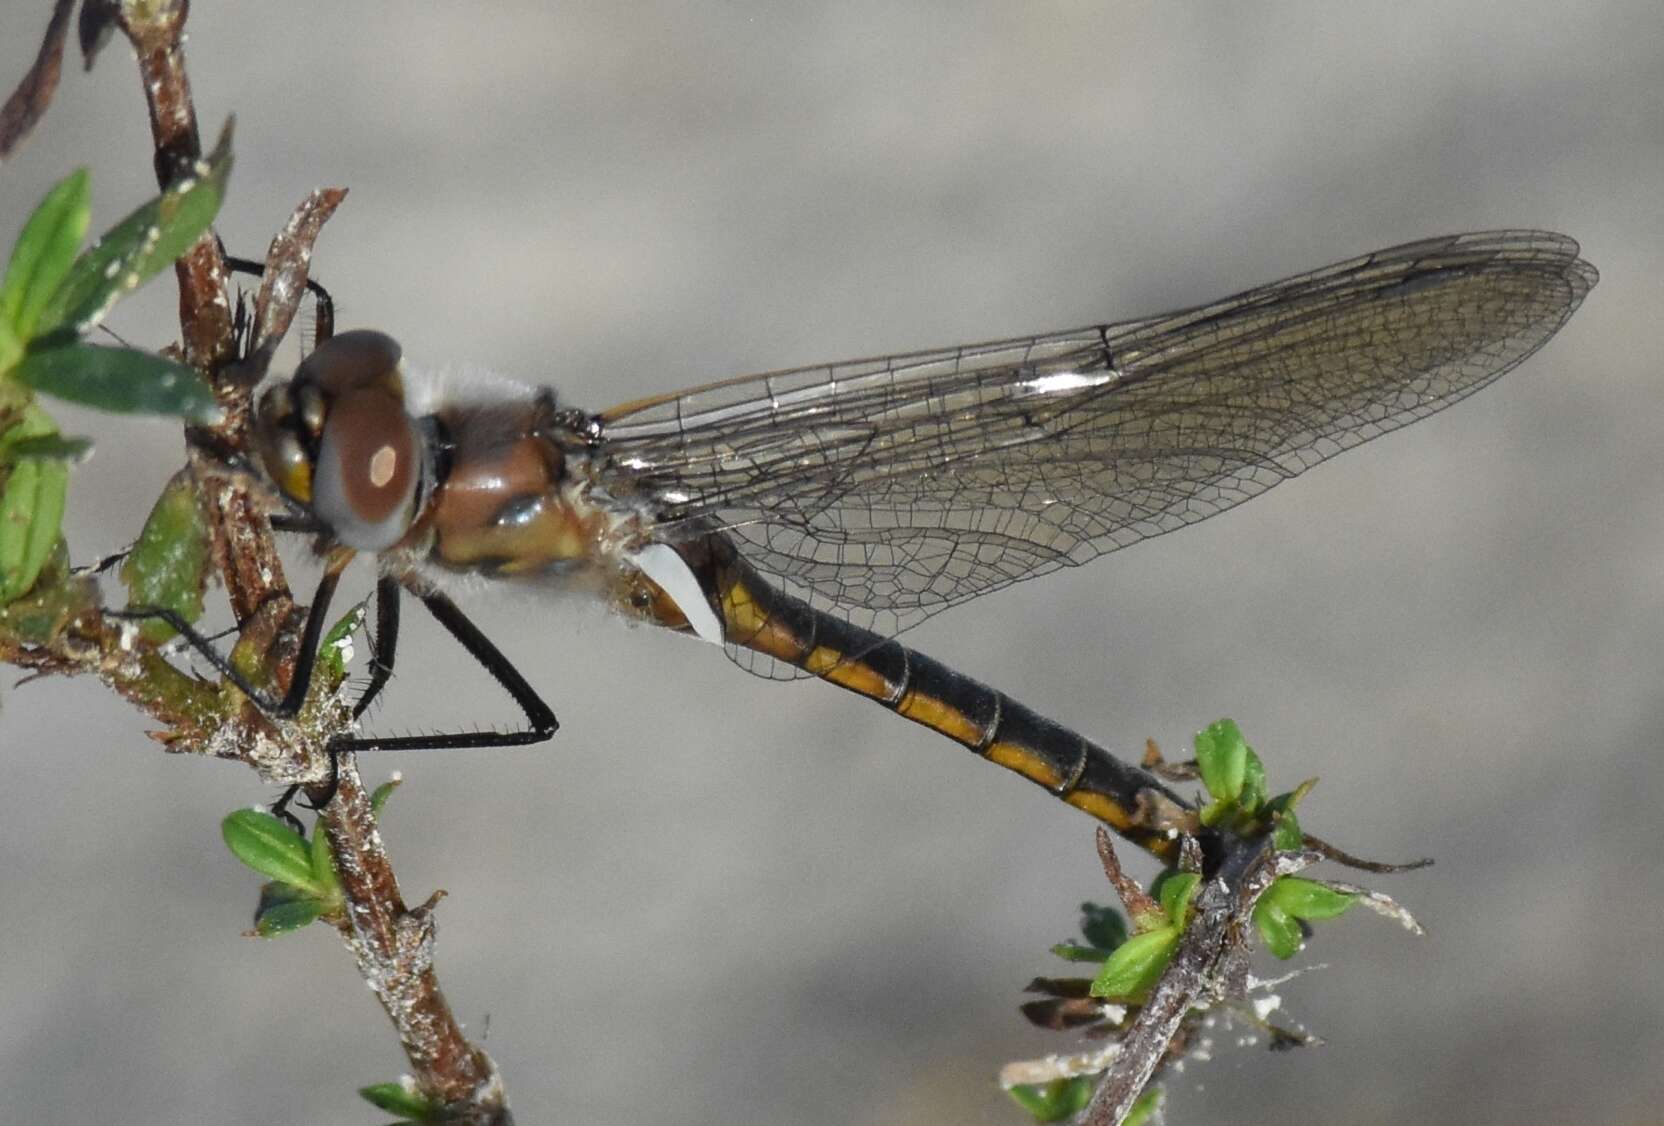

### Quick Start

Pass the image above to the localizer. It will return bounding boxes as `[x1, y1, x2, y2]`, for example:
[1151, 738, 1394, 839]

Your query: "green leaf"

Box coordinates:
[1271, 808, 1304, 852]
[1079, 901, 1128, 951]
[253, 881, 327, 937]
[1267, 777, 1316, 850]
[370, 776, 402, 816]
[1263, 877, 1357, 921]
[13, 342, 216, 420]
[0, 403, 64, 460]
[1089, 925, 1179, 1001]
[15, 459, 65, 600]
[1007, 1077, 1095, 1122]
[222, 808, 318, 891]
[0, 459, 54, 600]
[0, 322, 20, 377]
[316, 603, 367, 685]
[1197, 796, 1230, 829]
[0, 168, 91, 342]
[1154, 871, 1201, 927]
[0, 406, 69, 603]
[5, 433, 92, 460]
[1050, 942, 1115, 964]
[0, 539, 91, 644]
[359, 1080, 439, 1119]
[1194, 718, 1248, 805]
[34, 126, 232, 337]
[1239, 746, 1268, 814]
[308, 821, 341, 897]
[120, 469, 210, 642]
[1124, 1086, 1164, 1126]
[1253, 900, 1303, 959]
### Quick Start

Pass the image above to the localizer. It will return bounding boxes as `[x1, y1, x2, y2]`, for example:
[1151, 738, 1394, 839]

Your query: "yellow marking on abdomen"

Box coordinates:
[1063, 790, 1138, 832]
[710, 551, 1179, 858]
[983, 741, 1066, 791]
[719, 575, 769, 636]
[720, 575, 811, 663]
[895, 690, 989, 748]
[814, 651, 901, 701]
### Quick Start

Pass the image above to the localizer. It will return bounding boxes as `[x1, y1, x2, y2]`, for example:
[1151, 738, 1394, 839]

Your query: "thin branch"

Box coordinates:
[241, 188, 349, 374]
[0, 0, 75, 161]
[114, 0, 235, 372]
[1302, 832, 1434, 874]
[1080, 839, 1322, 1126]
[1095, 827, 1160, 921]
[324, 764, 510, 1122]
[0, 4, 513, 1117]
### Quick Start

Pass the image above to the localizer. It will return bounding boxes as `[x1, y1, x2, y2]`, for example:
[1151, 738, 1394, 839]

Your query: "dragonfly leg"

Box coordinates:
[269, 512, 328, 536]
[122, 565, 553, 817]
[108, 549, 351, 720]
[268, 784, 308, 835]
[324, 583, 559, 754]
[287, 573, 401, 813]
[352, 573, 400, 721]
[284, 580, 558, 818]
[113, 557, 355, 824]
[222, 250, 336, 345]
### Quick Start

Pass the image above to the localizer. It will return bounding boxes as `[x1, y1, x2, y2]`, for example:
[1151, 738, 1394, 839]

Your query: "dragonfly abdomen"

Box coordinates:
[677, 534, 1190, 857]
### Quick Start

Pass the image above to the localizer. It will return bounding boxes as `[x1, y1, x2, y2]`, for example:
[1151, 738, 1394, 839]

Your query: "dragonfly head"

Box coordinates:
[254, 329, 429, 552]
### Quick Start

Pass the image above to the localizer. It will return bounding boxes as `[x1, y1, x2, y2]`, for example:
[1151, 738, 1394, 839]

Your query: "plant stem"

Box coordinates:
[1, 4, 513, 1117]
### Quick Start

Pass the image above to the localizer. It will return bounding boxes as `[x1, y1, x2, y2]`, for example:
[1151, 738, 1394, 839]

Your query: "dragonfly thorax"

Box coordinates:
[256, 327, 644, 590]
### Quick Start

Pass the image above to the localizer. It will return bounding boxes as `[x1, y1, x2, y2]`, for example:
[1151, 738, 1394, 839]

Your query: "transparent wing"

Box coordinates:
[595, 230, 1597, 677]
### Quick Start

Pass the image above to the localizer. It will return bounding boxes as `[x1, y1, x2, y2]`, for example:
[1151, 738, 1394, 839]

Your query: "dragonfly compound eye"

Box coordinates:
[254, 381, 316, 506]
[255, 330, 411, 509]
[311, 385, 425, 551]
[296, 329, 404, 396]
[251, 329, 425, 549]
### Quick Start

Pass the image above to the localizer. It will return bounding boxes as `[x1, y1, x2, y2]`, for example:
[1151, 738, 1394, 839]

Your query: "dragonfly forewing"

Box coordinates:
[595, 230, 1597, 678]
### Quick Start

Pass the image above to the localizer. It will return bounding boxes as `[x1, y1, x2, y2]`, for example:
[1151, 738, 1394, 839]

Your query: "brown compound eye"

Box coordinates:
[311, 386, 423, 551]
[254, 382, 315, 505]
[295, 329, 403, 396]
[255, 331, 410, 512]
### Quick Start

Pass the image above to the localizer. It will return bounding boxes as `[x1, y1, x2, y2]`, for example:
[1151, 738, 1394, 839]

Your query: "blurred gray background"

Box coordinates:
[1, 2, 1659, 1124]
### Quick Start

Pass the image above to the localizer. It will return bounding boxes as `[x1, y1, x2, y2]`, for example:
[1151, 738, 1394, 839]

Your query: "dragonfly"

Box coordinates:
[142, 230, 1597, 855]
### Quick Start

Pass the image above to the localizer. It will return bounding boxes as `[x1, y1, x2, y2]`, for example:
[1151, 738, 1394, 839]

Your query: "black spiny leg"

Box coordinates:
[295, 578, 560, 810]
[353, 573, 401, 721]
[286, 572, 404, 813]
[110, 549, 353, 722]
[223, 253, 336, 346]
[120, 561, 558, 819]
[113, 552, 353, 830]
[327, 583, 559, 753]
